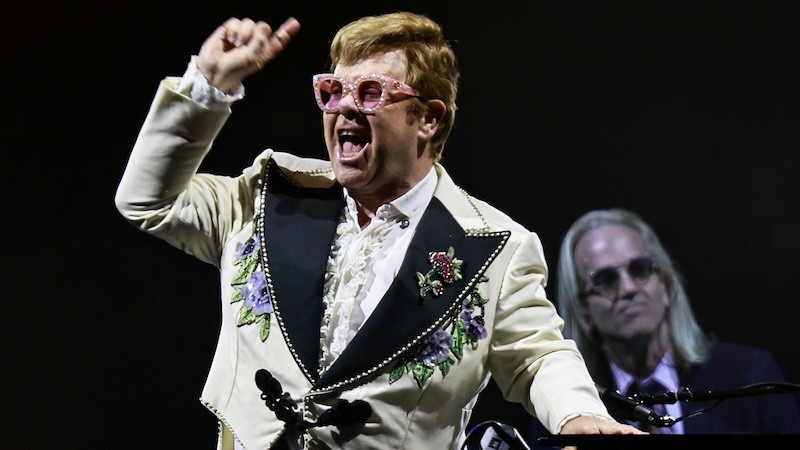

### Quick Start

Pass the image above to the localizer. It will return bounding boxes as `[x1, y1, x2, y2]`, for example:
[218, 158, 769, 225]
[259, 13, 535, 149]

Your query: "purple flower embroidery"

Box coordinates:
[460, 297, 487, 339]
[390, 274, 490, 388]
[235, 234, 261, 259]
[463, 314, 487, 340]
[420, 329, 454, 366]
[231, 231, 272, 341]
[242, 271, 273, 316]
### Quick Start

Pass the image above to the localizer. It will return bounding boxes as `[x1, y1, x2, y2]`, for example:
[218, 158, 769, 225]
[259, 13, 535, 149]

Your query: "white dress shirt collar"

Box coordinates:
[342, 167, 437, 225]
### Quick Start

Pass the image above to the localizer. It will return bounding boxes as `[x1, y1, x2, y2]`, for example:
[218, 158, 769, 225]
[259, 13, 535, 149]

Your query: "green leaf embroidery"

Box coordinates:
[259, 320, 270, 342]
[412, 364, 435, 389]
[237, 306, 257, 326]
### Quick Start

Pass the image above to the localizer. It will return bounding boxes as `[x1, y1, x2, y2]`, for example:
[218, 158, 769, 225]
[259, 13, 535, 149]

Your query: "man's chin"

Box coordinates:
[333, 166, 367, 187]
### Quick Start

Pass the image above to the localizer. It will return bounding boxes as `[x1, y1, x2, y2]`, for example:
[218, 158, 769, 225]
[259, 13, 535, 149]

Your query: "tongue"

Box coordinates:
[341, 140, 365, 157]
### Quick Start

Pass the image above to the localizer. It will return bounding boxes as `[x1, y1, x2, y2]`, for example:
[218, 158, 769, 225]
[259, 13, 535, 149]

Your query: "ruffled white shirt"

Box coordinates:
[319, 170, 437, 372]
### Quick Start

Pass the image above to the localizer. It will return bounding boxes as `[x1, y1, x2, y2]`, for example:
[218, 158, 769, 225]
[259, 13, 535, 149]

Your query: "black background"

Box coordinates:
[5, 0, 799, 447]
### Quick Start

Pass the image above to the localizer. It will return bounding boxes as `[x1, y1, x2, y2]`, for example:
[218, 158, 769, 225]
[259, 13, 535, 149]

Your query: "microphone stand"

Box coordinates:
[635, 381, 800, 406]
[539, 382, 800, 449]
[632, 381, 800, 425]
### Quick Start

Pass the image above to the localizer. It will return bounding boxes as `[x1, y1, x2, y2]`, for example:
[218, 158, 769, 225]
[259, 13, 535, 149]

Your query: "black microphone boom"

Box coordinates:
[596, 384, 674, 427]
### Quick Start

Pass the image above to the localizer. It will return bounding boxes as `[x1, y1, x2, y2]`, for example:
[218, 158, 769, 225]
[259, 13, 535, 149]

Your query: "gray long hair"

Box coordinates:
[556, 208, 714, 371]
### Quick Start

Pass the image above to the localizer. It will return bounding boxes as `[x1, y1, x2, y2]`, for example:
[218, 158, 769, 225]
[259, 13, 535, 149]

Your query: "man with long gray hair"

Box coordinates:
[555, 208, 800, 433]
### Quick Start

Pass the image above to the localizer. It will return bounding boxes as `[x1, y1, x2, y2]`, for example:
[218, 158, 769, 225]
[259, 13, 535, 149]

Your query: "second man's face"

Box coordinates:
[573, 224, 671, 342]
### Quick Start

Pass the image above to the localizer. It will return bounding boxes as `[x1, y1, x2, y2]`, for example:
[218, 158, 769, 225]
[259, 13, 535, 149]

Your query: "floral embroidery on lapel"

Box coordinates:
[416, 246, 463, 298]
[230, 231, 273, 342]
[390, 274, 490, 388]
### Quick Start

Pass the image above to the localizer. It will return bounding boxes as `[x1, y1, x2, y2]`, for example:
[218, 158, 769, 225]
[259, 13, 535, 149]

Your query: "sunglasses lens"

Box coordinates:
[586, 256, 658, 298]
[628, 256, 657, 281]
[356, 80, 384, 110]
[319, 78, 343, 109]
[590, 268, 620, 292]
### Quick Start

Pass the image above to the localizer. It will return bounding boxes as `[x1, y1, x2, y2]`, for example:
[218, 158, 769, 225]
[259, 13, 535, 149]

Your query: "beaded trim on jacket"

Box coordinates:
[228, 159, 502, 389]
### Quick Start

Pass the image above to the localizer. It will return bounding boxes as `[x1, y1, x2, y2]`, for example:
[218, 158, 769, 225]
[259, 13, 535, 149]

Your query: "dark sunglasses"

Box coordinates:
[583, 255, 659, 299]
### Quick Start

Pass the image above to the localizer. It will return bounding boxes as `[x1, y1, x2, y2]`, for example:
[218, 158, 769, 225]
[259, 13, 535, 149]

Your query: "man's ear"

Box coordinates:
[578, 308, 594, 332]
[419, 99, 446, 138]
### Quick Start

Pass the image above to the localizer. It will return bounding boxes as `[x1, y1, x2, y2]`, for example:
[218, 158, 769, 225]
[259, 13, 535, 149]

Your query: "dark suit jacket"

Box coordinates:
[592, 341, 800, 433]
[675, 341, 800, 433]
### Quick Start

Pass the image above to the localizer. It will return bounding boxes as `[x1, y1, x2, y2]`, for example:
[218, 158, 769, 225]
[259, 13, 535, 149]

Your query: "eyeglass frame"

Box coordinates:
[312, 73, 423, 114]
[581, 255, 660, 300]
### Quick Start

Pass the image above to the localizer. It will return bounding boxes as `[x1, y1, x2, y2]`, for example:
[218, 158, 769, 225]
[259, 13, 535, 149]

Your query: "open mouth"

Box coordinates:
[339, 131, 371, 160]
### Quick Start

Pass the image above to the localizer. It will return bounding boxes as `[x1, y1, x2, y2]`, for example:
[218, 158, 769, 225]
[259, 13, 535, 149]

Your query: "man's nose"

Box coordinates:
[616, 269, 640, 295]
[337, 89, 360, 113]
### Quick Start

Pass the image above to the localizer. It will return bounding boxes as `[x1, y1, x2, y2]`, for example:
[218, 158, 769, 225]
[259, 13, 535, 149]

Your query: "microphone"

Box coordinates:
[299, 398, 372, 430]
[256, 369, 303, 428]
[255, 369, 283, 399]
[256, 369, 371, 430]
[596, 384, 673, 427]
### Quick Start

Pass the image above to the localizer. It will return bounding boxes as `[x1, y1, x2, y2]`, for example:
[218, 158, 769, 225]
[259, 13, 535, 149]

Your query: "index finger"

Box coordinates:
[268, 17, 301, 52]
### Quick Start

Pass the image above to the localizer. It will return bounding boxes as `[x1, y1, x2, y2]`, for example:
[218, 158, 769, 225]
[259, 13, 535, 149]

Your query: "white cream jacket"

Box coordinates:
[115, 78, 613, 450]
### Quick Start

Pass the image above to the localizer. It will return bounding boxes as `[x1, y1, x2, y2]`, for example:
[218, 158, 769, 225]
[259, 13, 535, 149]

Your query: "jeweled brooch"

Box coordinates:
[416, 246, 463, 298]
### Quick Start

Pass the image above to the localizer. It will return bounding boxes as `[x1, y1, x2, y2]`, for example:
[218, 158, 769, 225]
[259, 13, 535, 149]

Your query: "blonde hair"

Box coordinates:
[329, 11, 459, 162]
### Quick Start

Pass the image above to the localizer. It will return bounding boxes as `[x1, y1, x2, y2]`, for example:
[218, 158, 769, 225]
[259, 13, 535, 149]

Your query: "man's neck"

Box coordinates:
[348, 164, 436, 229]
[603, 321, 671, 376]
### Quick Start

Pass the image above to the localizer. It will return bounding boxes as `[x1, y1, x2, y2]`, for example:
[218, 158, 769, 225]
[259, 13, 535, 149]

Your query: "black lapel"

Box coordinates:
[260, 162, 344, 382]
[316, 197, 508, 389]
